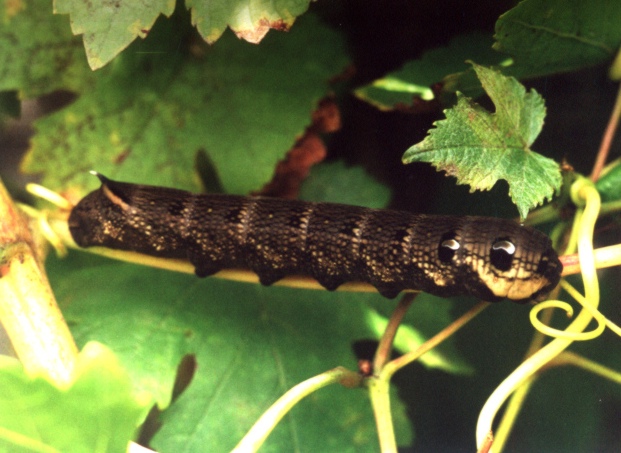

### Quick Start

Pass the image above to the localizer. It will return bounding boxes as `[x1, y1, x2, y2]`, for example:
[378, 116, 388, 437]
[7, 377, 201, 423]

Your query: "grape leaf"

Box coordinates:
[53, 0, 174, 71]
[299, 160, 392, 208]
[23, 11, 348, 196]
[54, 0, 313, 70]
[47, 253, 416, 452]
[0, 0, 93, 97]
[0, 92, 20, 118]
[0, 343, 147, 453]
[595, 159, 621, 202]
[403, 63, 561, 219]
[445, 0, 621, 107]
[354, 32, 506, 111]
[187, 0, 312, 44]
[495, 0, 621, 79]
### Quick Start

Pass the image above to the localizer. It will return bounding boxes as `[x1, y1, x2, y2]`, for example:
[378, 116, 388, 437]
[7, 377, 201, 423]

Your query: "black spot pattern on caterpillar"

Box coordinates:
[68, 175, 563, 303]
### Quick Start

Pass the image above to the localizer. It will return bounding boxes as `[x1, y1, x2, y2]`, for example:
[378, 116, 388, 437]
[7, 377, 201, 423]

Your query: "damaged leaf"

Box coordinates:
[54, 0, 314, 69]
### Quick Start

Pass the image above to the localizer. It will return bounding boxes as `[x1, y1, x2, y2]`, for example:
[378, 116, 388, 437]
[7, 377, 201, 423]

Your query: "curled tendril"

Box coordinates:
[529, 299, 605, 341]
[560, 280, 621, 337]
[527, 177, 606, 342]
[476, 176, 604, 451]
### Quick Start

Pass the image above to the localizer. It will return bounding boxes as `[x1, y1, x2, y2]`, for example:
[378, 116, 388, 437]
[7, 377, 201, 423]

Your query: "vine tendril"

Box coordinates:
[529, 299, 605, 341]
[476, 176, 603, 452]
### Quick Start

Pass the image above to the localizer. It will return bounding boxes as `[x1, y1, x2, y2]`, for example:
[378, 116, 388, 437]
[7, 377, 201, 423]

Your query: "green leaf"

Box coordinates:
[54, 0, 174, 70]
[299, 161, 391, 208]
[495, 0, 621, 78]
[596, 158, 621, 201]
[445, 1, 621, 105]
[0, 0, 93, 97]
[54, 0, 313, 70]
[188, 0, 312, 44]
[355, 32, 507, 110]
[403, 63, 561, 218]
[0, 342, 147, 453]
[0, 91, 20, 118]
[48, 253, 415, 452]
[23, 11, 348, 195]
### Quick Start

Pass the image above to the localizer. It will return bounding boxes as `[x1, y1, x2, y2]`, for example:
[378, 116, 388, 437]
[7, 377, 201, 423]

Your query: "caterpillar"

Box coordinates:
[68, 174, 562, 303]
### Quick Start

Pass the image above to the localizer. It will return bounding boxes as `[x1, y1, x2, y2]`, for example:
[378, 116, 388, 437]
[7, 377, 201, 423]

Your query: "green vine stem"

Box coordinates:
[546, 350, 621, 384]
[232, 367, 360, 453]
[368, 301, 489, 451]
[477, 431, 494, 453]
[531, 280, 621, 339]
[372, 293, 417, 373]
[368, 374, 398, 453]
[561, 243, 621, 276]
[492, 349, 621, 453]
[491, 286, 560, 450]
[476, 177, 601, 451]
[380, 302, 489, 380]
[0, 178, 78, 385]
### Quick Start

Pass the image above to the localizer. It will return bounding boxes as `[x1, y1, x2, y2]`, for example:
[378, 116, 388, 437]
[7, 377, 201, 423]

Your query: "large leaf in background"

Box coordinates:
[48, 253, 415, 452]
[355, 0, 621, 113]
[354, 33, 506, 111]
[443, 0, 621, 101]
[0, 343, 146, 452]
[0, 0, 92, 97]
[0, 92, 20, 119]
[403, 63, 561, 219]
[596, 159, 621, 202]
[23, 11, 348, 195]
[54, 0, 313, 69]
[495, 0, 621, 79]
[299, 160, 392, 208]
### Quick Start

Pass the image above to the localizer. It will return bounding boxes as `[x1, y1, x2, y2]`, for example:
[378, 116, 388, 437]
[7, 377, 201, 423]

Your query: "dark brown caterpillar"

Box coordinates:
[68, 174, 562, 303]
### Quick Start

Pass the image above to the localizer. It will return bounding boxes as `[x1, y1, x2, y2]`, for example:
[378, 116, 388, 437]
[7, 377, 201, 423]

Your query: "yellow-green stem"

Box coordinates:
[232, 367, 358, 453]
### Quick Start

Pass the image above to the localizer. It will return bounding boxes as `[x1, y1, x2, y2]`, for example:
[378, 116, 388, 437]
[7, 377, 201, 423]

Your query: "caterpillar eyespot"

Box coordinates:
[492, 240, 516, 255]
[68, 174, 562, 303]
[438, 236, 460, 264]
[490, 240, 517, 271]
[441, 239, 460, 251]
